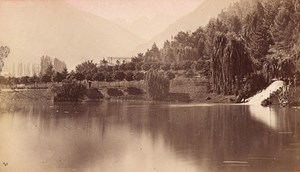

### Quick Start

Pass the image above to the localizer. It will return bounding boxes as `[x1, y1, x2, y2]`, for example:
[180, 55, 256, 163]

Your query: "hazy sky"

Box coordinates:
[1, 0, 209, 72]
[66, 0, 204, 22]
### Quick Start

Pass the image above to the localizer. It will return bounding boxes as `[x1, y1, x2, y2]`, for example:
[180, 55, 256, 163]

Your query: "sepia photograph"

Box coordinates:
[0, 0, 300, 171]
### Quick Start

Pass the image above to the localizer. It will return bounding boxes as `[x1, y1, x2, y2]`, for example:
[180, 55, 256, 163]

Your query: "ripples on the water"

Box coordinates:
[0, 101, 299, 172]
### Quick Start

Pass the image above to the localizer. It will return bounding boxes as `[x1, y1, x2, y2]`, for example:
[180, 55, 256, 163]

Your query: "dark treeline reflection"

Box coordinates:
[123, 103, 300, 172]
[0, 101, 299, 172]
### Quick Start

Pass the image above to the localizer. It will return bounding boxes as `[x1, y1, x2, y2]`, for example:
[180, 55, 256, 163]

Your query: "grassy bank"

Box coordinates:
[170, 76, 235, 103]
[0, 89, 53, 102]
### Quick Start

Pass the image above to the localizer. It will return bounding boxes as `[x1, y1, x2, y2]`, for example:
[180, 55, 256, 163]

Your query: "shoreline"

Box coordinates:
[0, 88, 234, 104]
[2, 87, 298, 106]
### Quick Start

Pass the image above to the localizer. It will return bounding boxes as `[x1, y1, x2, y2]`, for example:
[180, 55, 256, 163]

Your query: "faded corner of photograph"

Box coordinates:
[0, 0, 300, 171]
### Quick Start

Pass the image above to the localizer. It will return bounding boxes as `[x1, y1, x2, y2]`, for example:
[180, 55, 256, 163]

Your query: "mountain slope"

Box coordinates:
[0, 1, 146, 69]
[113, 14, 177, 41]
[130, 0, 239, 56]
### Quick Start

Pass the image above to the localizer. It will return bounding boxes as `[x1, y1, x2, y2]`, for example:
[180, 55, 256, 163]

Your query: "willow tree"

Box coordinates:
[212, 34, 253, 95]
[145, 70, 170, 100]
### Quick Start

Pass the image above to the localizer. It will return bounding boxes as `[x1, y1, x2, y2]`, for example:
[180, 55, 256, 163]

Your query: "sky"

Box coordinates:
[66, 0, 204, 22]
[0, 0, 207, 73]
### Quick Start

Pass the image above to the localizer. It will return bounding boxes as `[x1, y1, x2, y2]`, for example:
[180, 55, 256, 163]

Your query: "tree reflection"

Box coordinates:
[1, 102, 299, 172]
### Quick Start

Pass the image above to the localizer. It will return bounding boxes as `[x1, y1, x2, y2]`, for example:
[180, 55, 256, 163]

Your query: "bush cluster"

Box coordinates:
[51, 79, 86, 102]
[107, 88, 124, 97]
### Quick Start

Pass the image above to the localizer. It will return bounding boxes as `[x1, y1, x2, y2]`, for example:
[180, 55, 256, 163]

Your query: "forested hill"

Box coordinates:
[135, 0, 300, 97]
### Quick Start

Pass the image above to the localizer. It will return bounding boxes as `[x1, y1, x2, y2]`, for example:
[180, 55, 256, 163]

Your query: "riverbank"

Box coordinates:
[1, 85, 299, 106]
[268, 85, 300, 106]
[0, 87, 232, 103]
[0, 76, 235, 103]
[0, 89, 51, 113]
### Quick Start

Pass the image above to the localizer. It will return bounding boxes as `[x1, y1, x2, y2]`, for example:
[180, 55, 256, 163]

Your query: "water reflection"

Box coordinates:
[0, 101, 299, 172]
[249, 105, 277, 130]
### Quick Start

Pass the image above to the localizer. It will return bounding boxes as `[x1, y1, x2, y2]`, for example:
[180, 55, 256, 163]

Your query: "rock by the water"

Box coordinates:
[235, 95, 242, 103]
[206, 97, 212, 101]
[261, 99, 272, 107]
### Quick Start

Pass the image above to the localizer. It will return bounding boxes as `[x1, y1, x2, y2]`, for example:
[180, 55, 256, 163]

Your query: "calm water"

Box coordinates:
[0, 101, 299, 172]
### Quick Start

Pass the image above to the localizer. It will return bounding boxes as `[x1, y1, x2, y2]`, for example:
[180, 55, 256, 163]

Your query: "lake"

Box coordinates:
[0, 101, 299, 172]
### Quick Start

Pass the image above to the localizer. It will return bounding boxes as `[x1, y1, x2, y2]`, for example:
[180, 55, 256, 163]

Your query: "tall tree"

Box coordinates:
[243, 3, 274, 60]
[271, 1, 295, 51]
[75, 60, 98, 81]
[61, 68, 68, 80]
[53, 72, 64, 83]
[145, 43, 161, 61]
[145, 70, 170, 100]
[45, 64, 55, 78]
[212, 34, 252, 95]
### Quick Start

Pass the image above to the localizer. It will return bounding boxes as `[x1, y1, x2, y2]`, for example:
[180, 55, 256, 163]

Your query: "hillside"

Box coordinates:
[129, 0, 239, 55]
[113, 14, 177, 41]
[128, 0, 300, 101]
[0, 1, 146, 70]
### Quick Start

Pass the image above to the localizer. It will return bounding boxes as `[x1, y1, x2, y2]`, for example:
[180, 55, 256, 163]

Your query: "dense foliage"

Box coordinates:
[212, 34, 252, 95]
[133, 0, 300, 97]
[107, 88, 124, 97]
[86, 88, 104, 100]
[125, 87, 144, 95]
[51, 79, 87, 102]
[3, 0, 300, 100]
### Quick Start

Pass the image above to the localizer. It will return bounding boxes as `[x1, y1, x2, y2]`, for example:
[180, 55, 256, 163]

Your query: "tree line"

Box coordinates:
[131, 0, 300, 97]
[2, 0, 300, 100]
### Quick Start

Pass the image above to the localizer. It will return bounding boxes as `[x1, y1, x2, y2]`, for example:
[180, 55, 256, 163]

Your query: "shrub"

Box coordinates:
[107, 88, 124, 97]
[92, 72, 105, 82]
[125, 62, 136, 71]
[51, 79, 87, 102]
[134, 72, 145, 81]
[125, 71, 134, 82]
[105, 73, 114, 82]
[86, 88, 104, 100]
[125, 87, 144, 95]
[113, 71, 126, 81]
[20, 76, 30, 85]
